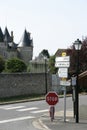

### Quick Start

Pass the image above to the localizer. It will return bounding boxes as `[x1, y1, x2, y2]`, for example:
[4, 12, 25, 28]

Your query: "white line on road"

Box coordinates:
[3, 106, 25, 110]
[17, 107, 38, 112]
[31, 109, 49, 113]
[0, 116, 35, 124]
[0, 105, 12, 109]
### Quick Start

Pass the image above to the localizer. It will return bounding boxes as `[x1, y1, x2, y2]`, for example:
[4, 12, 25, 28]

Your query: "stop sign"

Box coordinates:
[46, 91, 59, 105]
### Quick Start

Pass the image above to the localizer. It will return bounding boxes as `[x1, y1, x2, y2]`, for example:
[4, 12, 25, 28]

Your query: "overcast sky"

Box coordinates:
[0, 0, 87, 58]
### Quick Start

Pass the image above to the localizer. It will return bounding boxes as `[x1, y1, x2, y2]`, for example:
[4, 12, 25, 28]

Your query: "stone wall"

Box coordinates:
[0, 73, 52, 98]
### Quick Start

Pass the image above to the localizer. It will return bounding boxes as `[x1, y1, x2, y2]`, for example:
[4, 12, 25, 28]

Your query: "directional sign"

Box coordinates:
[58, 68, 68, 78]
[55, 62, 70, 67]
[46, 91, 59, 105]
[55, 56, 70, 62]
[58, 68, 68, 73]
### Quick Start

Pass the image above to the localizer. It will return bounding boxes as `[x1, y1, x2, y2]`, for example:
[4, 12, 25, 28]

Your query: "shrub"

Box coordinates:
[5, 58, 27, 72]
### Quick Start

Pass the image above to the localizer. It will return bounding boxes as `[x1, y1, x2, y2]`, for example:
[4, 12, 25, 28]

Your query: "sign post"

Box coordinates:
[55, 52, 70, 122]
[64, 86, 66, 122]
[46, 91, 59, 121]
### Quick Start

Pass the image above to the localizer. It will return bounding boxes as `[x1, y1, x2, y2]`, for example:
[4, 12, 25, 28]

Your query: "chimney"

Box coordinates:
[27, 32, 31, 39]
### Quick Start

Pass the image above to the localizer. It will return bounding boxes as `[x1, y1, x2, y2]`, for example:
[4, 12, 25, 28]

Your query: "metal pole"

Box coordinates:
[64, 86, 66, 122]
[71, 76, 76, 118]
[45, 59, 47, 94]
[75, 50, 79, 123]
[73, 87, 76, 118]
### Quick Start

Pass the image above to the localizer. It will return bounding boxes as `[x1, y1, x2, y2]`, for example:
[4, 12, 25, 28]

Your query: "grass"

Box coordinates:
[0, 92, 86, 105]
[0, 94, 45, 104]
[0, 93, 72, 104]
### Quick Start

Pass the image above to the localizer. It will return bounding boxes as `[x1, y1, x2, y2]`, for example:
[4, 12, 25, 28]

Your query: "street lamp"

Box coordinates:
[73, 39, 82, 123]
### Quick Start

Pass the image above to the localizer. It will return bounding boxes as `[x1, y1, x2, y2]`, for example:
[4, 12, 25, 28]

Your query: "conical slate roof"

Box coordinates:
[18, 29, 32, 47]
[4, 27, 11, 42]
[0, 27, 4, 42]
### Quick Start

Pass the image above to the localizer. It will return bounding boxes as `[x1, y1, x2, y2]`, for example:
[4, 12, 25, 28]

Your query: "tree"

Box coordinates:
[39, 49, 50, 58]
[48, 55, 57, 74]
[5, 58, 27, 73]
[67, 37, 87, 75]
[80, 38, 87, 72]
[0, 56, 5, 73]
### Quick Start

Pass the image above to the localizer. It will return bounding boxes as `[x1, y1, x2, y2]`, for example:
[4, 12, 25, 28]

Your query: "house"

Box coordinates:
[0, 27, 33, 64]
[55, 48, 67, 57]
[28, 54, 49, 73]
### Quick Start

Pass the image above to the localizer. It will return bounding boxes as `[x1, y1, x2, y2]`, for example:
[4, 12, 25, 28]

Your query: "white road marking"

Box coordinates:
[31, 109, 49, 113]
[3, 106, 25, 110]
[0, 116, 35, 124]
[0, 105, 12, 109]
[17, 107, 38, 112]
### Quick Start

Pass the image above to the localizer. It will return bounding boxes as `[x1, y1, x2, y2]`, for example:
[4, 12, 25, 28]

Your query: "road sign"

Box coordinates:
[60, 80, 71, 86]
[58, 73, 68, 78]
[55, 61, 70, 67]
[58, 68, 68, 78]
[62, 52, 66, 57]
[55, 56, 70, 62]
[46, 91, 59, 105]
[71, 77, 76, 86]
[58, 68, 68, 73]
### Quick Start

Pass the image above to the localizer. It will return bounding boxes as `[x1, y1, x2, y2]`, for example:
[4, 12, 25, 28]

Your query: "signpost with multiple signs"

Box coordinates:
[55, 52, 71, 122]
[55, 53, 70, 82]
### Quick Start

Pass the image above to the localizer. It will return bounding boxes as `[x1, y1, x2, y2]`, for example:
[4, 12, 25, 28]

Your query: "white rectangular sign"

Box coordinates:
[58, 68, 68, 73]
[55, 56, 70, 62]
[58, 73, 68, 78]
[55, 62, 70, 67]
[71, 77, 76, 86]
[58, 68, 68, 78]
[60, 80, 71, 86]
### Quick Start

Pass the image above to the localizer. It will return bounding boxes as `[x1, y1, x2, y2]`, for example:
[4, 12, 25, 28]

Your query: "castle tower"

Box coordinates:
[4, 27, 12, 43]
[0, 27, 4, 42]
[0, 27, 18, 59]
[17, 29, 33, 64]
[0, 27, 33, 63]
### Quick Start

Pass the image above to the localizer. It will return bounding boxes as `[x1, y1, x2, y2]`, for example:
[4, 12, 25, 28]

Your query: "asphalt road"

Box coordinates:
[0, 95, 87, 130]
[0, 100, 49, 130]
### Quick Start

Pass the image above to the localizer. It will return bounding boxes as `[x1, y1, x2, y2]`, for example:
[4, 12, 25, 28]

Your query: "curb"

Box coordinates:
[38, 119, 51, 130]
[0, 98, 45, 105]
[33, 111, 73, 130]
[0, 94, 72, 105]
[33, 118, 51, 130]
[0, 93, 86, 105]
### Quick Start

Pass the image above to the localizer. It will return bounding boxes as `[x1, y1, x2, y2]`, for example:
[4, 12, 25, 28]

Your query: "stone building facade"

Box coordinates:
[0, 27, 33, 64]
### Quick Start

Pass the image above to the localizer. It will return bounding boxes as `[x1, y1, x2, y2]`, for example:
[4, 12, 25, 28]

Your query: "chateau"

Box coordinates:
[0, 27, 33, 64]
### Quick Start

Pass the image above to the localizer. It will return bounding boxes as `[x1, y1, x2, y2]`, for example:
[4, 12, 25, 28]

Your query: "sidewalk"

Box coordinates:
[33, 110, 87, 130]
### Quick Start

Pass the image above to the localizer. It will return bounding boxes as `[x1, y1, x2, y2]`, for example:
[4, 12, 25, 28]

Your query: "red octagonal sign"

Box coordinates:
[46, 91, 59, 105]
